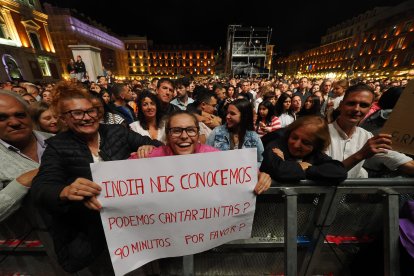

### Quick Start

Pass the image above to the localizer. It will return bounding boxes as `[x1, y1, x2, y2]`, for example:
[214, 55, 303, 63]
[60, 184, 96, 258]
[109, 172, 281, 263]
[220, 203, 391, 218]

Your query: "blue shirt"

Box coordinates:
[206, 125, 264, 167]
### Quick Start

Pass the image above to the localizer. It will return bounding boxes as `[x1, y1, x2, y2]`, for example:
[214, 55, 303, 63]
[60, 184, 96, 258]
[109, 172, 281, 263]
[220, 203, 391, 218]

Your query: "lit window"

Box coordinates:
[403, 21, 412, 32]
[37, 56, 51, 76]
[396, 37, 405, 49]
[0, 14, 11, 40]
[21, 20, 43, 50]
[29, 32, 42, 50]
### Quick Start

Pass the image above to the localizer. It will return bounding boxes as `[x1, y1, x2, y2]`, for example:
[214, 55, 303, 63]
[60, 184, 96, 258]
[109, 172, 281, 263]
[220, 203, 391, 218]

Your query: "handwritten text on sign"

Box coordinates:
[90, 148, 257, 276]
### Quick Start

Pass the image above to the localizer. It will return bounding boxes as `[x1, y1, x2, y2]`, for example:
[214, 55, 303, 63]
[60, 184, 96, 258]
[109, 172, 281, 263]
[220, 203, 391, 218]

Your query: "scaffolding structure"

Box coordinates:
[225, 25, 273, 78]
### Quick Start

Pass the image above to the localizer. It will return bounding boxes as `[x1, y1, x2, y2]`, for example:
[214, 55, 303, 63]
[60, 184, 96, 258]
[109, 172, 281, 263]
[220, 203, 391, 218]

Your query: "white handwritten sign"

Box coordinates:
[382, 80, 414, 155]
[91, 148, 257, 276]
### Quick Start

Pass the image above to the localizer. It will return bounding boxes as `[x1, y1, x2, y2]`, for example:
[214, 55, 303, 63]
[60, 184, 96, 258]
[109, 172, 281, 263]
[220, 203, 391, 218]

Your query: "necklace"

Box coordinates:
[230, 133, 239, 150]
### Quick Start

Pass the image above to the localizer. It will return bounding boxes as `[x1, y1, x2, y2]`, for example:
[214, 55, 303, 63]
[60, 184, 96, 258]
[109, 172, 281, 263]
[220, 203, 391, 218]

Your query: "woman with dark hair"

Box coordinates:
[90, 93, 126, 126]
[255, 100, 281, 137]
[129, 90, 166, 143]
[260, 115, 347, 183]
[207, 99, 264, 166]
[100, 90, 111, 105]
[226, 85, 238, 101]
[262, 91, 277, 106]
[274, 93, 295, 127]
[297, 95, 322, 117]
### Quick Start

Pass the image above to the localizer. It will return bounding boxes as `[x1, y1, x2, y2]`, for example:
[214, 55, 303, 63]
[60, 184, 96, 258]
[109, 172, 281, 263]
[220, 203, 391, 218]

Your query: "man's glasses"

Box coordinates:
[168, 127, 199, 137]
[63, 108, 99, 120]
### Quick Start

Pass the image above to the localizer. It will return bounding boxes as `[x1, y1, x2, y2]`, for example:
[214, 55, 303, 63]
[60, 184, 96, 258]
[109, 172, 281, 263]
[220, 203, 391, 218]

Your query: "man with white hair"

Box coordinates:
[0, 90, 52, 221]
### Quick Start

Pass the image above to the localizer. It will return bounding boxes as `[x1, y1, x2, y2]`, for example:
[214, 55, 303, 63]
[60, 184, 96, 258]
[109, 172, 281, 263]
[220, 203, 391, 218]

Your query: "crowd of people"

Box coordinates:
[0, 70, 413, 274]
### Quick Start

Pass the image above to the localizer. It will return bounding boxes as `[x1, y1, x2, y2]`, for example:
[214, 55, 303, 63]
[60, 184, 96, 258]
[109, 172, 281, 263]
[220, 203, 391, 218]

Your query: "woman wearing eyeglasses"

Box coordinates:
[147, 110, 218, 156]
[31, 81, 162, 274]
[131, 110, 271, 194]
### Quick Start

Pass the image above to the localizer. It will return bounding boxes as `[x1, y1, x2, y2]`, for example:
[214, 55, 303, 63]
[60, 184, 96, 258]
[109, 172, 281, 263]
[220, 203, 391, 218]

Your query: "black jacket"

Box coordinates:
[31, 124, 162, 272]
[74, 60, 86, 74]
[260, 128, 347, 183]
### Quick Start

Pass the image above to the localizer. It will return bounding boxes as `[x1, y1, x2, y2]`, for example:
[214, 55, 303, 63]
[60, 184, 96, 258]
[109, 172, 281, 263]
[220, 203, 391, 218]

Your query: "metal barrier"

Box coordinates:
[1, 178, 413, 275]
[179, 178, 414, 276]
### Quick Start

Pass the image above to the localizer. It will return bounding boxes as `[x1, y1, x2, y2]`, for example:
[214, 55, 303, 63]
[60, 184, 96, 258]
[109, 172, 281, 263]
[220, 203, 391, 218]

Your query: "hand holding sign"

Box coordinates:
[382, 80, 414, 155]
[59, 177, 102, 209]
[91, 149, 258, 276]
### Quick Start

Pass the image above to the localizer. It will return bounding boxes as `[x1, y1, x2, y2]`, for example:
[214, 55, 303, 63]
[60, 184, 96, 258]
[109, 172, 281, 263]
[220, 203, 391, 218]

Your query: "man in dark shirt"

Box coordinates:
[110, 83, 135, 124]
[156, 78, 179, 117]
[74, 55, 86, 82]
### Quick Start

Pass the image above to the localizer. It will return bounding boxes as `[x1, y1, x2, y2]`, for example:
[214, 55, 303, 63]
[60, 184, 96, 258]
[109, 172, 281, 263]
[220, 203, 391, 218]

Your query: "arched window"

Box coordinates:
[2, 54, 23, 80]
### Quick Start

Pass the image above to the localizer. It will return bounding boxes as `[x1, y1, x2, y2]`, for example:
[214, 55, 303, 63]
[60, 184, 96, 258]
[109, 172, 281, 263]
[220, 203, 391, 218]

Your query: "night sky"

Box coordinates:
[40, 0, 408, 55]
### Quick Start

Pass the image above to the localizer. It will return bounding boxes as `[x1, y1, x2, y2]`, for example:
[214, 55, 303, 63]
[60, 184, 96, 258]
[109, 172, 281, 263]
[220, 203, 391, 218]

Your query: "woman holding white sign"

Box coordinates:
[132, 110, 271, 194]
[31, 81, 163, 275]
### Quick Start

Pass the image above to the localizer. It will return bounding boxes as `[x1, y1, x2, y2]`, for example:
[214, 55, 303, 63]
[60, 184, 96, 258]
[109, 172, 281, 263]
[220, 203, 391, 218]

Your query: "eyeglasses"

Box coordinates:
[63, 108, 99, 120]
[168, 127, 199, 137]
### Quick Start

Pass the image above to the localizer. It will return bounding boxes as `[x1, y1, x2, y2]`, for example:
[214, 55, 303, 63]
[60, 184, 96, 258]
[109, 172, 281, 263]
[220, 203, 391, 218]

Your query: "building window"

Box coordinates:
[29, 32, 42, 50]
[373, 42, 380, 52]
[403, 21, 412, 33]
[2, 54, 23, 80]
[0, 25, 5, 39]
[395, 37, 405, 49]
[0, 14, 10, 40]
[378, 56, 386, 68]
[21, 20, 42, 50]
[37, 56, 51, 76]
[390, 26, 398, 36]
[390, 54, 398, 63]
[383, 40, 392, 51]
[402, 53, 412, 66]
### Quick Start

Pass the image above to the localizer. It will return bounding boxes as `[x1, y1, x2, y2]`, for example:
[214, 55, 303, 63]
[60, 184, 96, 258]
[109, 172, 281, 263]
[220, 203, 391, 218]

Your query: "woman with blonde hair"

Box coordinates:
[260, 115, 347, 183]
[29, 101, 59, 134]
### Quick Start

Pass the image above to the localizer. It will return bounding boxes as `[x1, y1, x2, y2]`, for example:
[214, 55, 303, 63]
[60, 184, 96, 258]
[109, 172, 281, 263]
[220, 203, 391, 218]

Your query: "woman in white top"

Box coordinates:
[274, 93, 295, 127]
[130, 90, 166, 144]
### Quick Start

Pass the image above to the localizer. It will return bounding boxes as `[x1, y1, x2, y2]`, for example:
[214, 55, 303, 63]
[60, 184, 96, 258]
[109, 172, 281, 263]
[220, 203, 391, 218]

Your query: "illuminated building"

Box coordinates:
[43, 3, 127, 80]
[123, 36, 149, 79]
[274, 1, 414, 80]
[124, 38, 215, 79]
[0, 0, 60, 82]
